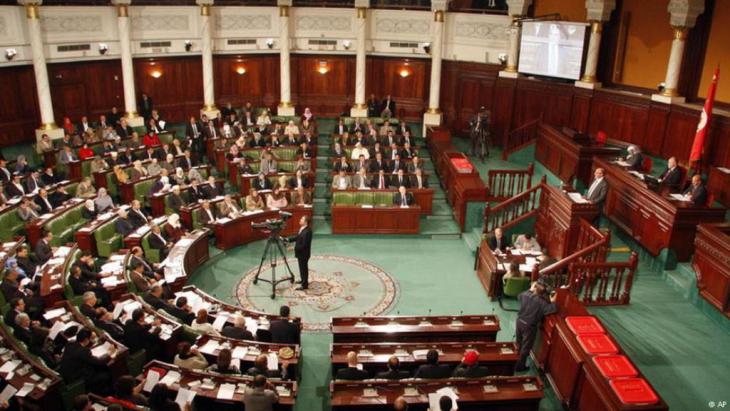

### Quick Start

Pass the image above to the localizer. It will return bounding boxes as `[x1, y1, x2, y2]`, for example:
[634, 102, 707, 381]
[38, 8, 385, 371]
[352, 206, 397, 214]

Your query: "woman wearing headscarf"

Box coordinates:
[76, 177, 97, 199]
[164, 213, 186, 243]
[285, 120, 300, 136]
[172, 167, 188, 186]
[94, 187, 115, 213]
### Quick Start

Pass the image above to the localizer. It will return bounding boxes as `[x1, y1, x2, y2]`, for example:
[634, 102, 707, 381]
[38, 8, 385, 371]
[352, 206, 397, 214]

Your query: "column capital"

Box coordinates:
[356, 7, 367, 19]
[277, 0, 293, 6]
[431, 0, 448, 12]
[18, 0, 42, 19]
[111, 0, 131, 17]
[667, 0, 704, 28]
[196, 0, 214, 16]
[585, 0, 615, 22]
[505, 0, 532, 17]
[354, 0, 370, 8]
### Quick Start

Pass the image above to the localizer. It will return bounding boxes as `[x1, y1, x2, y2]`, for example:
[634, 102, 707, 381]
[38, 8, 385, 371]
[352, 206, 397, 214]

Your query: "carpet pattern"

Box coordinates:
[235, 255, 399, 330]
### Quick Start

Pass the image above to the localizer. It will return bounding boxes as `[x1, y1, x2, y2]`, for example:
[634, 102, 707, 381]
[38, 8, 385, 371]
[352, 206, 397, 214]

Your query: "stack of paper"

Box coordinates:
[199, 340, 220, 355]
[43, 307, 67, 321]
[143, 370, 161, 392]
[175, 388, 196, 409]
[231, 346, 248, 360]
[159, 370, 181, 387]
[91, 342, 114, 359]
[212, 313, 230, 331]
[217, 383, 236, 400]
[267, 353, 278, 370]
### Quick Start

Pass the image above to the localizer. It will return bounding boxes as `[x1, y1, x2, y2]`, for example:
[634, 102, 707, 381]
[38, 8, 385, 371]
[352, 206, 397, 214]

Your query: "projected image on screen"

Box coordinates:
[518, 21, 587, 80]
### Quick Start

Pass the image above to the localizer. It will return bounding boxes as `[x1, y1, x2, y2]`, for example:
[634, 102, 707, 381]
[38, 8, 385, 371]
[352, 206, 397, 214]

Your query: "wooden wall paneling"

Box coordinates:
[134, 56, 203, 123]
[707, 116, 730, 168]
[662, 106, 703, 163]
[48, 60, 124, 122]
[291, 54, 354, 118]
[644, 102, 669, 156]
[365, 57, 429, 121]
[213, 54, 280, 110]
[569, 88, 593, 134]
[0, 66, 40, 147]
[491, 77, 517, 147]
[438, 61, 499, 132]
[512, 79, 573, 129]
[587, 90, 649, 149]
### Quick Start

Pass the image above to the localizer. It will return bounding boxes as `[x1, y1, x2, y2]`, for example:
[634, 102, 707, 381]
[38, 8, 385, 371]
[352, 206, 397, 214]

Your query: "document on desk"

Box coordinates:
[43, 307, 67, 321]
[15, 383, 34, 398]
[217, 383, 236, 400]
[175, 388, 196, 409]
[267, 353, 279, 370]
[567, 192, 589, 204]
[615, 160, 630, 167]
[143, 370, 161, 392]
[0, 360, 21, 374]
[0, 383, 17, 403]
[199, 340, 220, 355]
[670, 194, 689, 202]
[212, 312, 230, 331]
[91, 342, 113, 359]
[159, 370, 181, 387]
[231, 346, 248, 360]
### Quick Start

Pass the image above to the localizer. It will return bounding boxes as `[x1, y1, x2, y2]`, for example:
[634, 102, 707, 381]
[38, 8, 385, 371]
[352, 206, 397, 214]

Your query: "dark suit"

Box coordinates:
[167, 193, 185, 213]
[335, 366, 369, 381]
[252, 178, 272, 191]
[148, 232, 169, 259]
[189, 187, 207, 201]
[393, 192, 414, 206]
[371, 174, 390, 189]
[626, 153, 643, 171]
[660, 167, 682, 192]
[288, 176, 309, 189]
[34, 195, 54, 214]
[128, 209, 148, 228]
[115, 217, 134, 237]
[288, 226, 312, 289]
[177, 156, 196, 171]
[453, 364, 490, 378]
[369, 160, 387, 173]
[5, 183, 25, 198]
[414, 364, 452, 379]
[24, 176, 43, 193]
[488, 235, 511, 252]
[59, 341, 110, 388]
[270, 319, 301, 344]
[221, 326, 254, 341]
[201, 184, 220, 199]
[333, 124, 348, 135]
[34, 239, 52, 263]
[164, 305, 195, 325]
[123, 319, 159, 355]
[375, 369, 410, 380]
[199, 207, 218, 225]
[390, 175, 410, 189]
[332, 162, 352, 173]
[684, 184, 708, 206]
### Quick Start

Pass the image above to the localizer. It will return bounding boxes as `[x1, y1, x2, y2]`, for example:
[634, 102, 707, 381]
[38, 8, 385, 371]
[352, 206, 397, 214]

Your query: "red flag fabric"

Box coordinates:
[689, 67, 720, 162]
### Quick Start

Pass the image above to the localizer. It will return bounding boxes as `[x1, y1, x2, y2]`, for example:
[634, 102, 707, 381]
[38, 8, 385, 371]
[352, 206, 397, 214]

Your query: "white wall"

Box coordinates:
[0, 5, 509, 65]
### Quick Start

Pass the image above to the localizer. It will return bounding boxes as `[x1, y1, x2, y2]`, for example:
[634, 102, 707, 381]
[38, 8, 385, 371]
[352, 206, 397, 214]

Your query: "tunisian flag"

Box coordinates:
[689, 67, 720, 162]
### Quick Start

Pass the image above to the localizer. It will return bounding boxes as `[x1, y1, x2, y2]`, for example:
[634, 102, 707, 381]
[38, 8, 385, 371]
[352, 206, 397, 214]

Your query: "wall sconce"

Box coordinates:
[236, 66, 246, 75]
[98, 43, 108, 55]
[498, 53, 507, 65]
[150, 70, 162, 79]
[399, 67, 411, 78]
[184, 40, 193, 52]
[422, 42, 431, 54]
[317, 60, 329, 75]
[342, 40, 351, 50]
[5, 48, 17, 60]
[266, 39, 274, 49]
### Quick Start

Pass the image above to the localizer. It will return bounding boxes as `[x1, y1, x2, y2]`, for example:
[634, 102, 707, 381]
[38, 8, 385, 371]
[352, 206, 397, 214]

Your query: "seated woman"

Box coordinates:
[206, 348, 240, 375]
[164, 214, 186, 243]
[172, 167, 188, 186]
[78, 143, 94, 160]
[113, 165, 128, 185]
[266, 187, 289, 209]
[284, 120, 300, 136]
[302, 107, 315, 123]
[94, 188, 115, 213]
[502, 262, 524, 285]
[256, 109, 272, 127]
[143, 131, 161, 147]
[245, 188, 265, 212]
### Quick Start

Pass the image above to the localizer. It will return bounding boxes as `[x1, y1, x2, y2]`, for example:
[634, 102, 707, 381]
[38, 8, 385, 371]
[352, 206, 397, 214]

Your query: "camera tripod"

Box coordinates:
[253, 228, 296, 299]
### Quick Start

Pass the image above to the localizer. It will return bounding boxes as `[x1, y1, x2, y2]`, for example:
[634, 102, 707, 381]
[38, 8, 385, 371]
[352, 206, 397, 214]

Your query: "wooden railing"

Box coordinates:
[483, 176, 545, 234]
[487, 163, 534, 202]
[532, 219, 610, 284]
[567, 252, 639, 305]
[501, 117, 542, 160]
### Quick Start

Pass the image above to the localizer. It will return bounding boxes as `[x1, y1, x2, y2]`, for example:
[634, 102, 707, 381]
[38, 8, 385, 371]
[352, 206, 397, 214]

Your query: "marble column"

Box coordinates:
[112, 0, 143, 127]
[197, 0, 219, 119]
[19, 1, 63, 142]
[651, 0, 704, 104]
[499, 0, 531, 79]
[423, 10, 445, 126]
[576, 0, 615, 89]
[277, 3, 295, 116]
[350, 7, 368, 118]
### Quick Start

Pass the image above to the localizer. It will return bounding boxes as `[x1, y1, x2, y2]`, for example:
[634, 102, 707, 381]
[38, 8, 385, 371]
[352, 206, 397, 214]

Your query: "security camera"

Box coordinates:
[184, 40, 193, 52]
[98, 43, 108, 55]
[657, 82, 666, 92]
[342, 40, 351, 50]
[5, 48, 17, 60]
[422, 43, 431, 54]
[498, 53, 507, 65]
[266, 38, 274, 49]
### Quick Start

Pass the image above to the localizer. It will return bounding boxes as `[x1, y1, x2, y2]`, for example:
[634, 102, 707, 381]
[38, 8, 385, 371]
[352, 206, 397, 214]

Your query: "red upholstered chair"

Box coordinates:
[595, 130, 607, 146]
[642, 156, 653, 174]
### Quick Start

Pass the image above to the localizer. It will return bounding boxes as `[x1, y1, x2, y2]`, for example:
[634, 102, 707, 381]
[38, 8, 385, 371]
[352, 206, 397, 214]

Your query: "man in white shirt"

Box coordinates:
[350, 142, 370, 160]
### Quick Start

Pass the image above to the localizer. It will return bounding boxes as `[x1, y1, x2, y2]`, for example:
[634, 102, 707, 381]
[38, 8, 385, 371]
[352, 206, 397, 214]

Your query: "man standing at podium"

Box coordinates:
[288, 216, 312, 291]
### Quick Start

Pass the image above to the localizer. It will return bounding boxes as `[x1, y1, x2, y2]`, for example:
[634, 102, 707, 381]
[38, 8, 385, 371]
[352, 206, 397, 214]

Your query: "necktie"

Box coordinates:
[193, 124, 198, 136]
[402, 196, 406, 206]
[380, 177, 384, 189]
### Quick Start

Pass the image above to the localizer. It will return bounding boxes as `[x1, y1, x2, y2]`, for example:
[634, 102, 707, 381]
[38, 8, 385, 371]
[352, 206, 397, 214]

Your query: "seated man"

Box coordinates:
[123, 308, 162, 359]
[288, 169, 309, 190]
[115, 209, 134, 237]
[352, 167, 370, 190]
[252, 173, 273, 191]
[291, 186, 312, 206]
[270, 305, 301, 344]
[335, 351, 369, 380]
[514, 234, 540, 252]
[128, 200, 150, 228]
[375, 356, 410, 380]
[624, 145, 643, 171]
[244, 375, 280, 411]
[332, 170, 352, 190]
[219, 195, 242, 218]
[658, 156, 682, 193]
[333, 156, 352, 173]
[148, 224, 173, 260]
[452, 350, 489, 378]
[247, 353, 289, 379]
[682, 174, 708, 206]
[245, 189, 265, 211]
[199, 200, 218, 224]
[390, 169, 410, 189]
[414, 349, 452, 379]
[221, 314, 254, 341]
[488, 227, 511, 253]
[393, 186, 414, 207]
[410, 168, 428, 189]
[59, 329, 114, 394]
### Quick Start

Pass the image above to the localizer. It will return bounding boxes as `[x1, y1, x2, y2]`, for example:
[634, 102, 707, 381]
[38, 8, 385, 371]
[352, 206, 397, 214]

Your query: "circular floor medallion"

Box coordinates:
[236, 255, 398, 331]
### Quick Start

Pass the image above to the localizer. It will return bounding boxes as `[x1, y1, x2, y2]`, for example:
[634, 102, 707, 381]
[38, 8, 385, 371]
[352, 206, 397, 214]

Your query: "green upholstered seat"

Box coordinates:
[354, 191, 373, 206]
[191, 208, 204, 230]
[141, 222, 167, 263]
[332, 192, 354, 206]
[104, 172, 118, 198]
[373, 191, 394, 206]
[63, 249, 84, 304]
[273, 147, 297, 161]
[64, 182, 79, 197]
[94, 218, 122, 257]
[503, 276, 531, 298]
[81, 160, 92, 178]
[133, 179, 156, 206]
[279, 162, 296, 172]
[44, 206, 86, 247]
[0, 209, 26, 240]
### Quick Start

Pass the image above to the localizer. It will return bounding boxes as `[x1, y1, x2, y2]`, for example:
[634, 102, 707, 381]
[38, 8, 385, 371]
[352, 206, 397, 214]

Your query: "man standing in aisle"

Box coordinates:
[288, 216, 312, 291]
[514, 281, 557, 372]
